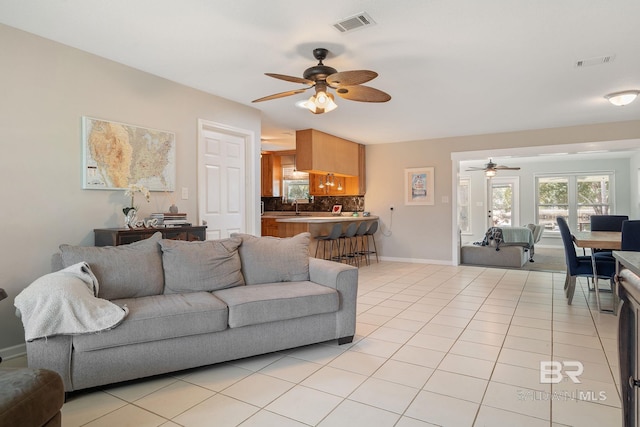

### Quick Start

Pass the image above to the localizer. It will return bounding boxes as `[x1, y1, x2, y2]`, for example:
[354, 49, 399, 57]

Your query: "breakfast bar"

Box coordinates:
[275, 214, 378, 237]
[261, 213, 379, 257]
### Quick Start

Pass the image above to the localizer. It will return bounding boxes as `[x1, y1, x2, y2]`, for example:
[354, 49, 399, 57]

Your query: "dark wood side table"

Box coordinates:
[94, 226, 207, 246]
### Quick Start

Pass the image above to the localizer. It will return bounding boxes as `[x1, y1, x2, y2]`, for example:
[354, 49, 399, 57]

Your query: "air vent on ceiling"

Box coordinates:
[575, 54, 615, 68]
[333, 12, 376, 33]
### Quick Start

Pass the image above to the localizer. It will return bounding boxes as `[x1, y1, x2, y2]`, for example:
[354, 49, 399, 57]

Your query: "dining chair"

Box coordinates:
[621, 220, 640, 251]
[557, 217, 616, 305]
[590, 215, 629, 254]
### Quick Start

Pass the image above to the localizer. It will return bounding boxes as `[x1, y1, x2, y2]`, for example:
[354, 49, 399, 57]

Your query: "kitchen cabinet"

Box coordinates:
[260, 152, 282, 197]
[614, 251, 640, 426]
[308, 144, 366, 196]
[261, 153, 273, 197]
[296, 129, 361, 177]
[261, 217, 279, 237]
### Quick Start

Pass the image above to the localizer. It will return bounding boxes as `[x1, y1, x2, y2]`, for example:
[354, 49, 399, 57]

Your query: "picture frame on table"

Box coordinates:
[404, 167, 435, 205]
[332, 204, 343, 215]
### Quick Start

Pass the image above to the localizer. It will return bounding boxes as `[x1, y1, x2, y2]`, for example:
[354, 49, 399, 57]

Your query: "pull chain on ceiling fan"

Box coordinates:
[252, 48, 391, 114]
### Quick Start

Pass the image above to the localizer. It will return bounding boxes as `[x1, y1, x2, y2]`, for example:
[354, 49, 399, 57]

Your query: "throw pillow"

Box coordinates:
[159, 237, 245, 294]
[59, 232, 163, 300]
[231, 232, 310, 285]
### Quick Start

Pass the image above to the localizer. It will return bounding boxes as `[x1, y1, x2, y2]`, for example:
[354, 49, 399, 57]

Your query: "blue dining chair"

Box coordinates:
[621, 220, 640, 251]
[557, 217, 616, 305]
[590, 215, 629, 255]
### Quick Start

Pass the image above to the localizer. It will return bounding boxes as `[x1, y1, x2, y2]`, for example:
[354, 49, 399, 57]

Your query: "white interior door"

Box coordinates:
[198, 122, 246, 240]
[487, 176, 520, 228]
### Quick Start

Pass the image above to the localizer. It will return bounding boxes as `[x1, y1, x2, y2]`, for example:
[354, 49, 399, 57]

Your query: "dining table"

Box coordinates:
[572, 231, 621, 312]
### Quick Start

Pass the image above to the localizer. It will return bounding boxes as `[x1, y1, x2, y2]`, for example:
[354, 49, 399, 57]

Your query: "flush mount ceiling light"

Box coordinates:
[605, 90, 639, 106]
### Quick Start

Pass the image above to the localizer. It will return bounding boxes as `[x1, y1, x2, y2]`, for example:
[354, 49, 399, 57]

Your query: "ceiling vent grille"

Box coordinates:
[575, 54, 615, 68]
[333, 12, 376, 33]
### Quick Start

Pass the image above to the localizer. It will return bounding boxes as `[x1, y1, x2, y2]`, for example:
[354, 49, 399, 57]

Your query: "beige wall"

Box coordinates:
[366, 120, 640, 263]
[0, 24, 261, 353]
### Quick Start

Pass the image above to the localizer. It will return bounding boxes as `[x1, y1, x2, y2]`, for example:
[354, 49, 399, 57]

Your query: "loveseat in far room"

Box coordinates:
[15, 232, 358, 393]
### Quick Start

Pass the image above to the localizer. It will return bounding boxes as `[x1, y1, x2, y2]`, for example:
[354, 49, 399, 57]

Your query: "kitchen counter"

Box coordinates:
[261, 213, 378, 253]
[614, 251, 640, 277]
[274, 214, 378, 223]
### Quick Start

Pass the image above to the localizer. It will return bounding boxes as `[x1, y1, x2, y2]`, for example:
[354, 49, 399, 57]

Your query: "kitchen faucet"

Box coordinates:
[292, 199, 300, 215]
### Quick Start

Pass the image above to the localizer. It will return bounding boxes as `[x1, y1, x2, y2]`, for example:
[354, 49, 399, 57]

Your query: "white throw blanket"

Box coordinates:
[15, 262, 128, 341]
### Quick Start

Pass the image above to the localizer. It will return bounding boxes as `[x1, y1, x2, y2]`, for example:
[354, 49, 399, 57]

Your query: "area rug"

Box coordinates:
[520, 247, 566, 272]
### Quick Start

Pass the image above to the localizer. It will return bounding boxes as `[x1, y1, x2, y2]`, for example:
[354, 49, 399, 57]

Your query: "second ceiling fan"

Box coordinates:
[466, 159, 521, 177]
[252, 48, 391, 114]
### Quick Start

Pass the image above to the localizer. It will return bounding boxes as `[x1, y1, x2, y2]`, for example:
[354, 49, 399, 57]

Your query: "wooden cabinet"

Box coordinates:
[261, 218, 279, 237]
[308, 144, 366, 196]
[296, 129, 360, 176]
[296, 129, 365, 195]
[94, 226, 207, 246]
[261, 152, 282, 197]
[261, 153, 274, 197]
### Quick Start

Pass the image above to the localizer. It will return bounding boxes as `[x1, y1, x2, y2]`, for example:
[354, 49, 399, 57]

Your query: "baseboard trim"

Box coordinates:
[0, 343, 26, 361]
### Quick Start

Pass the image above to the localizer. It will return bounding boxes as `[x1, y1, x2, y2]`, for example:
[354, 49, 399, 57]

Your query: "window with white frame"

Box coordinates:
[535, 173, 613, 232]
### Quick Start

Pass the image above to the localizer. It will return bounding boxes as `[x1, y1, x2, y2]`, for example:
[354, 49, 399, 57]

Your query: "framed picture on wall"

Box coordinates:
[404, 167, 435, 205]
[82, 116, 176, 191]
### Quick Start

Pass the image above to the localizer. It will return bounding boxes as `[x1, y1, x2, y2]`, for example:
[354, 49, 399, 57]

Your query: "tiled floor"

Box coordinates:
[6, 261, 623, 426]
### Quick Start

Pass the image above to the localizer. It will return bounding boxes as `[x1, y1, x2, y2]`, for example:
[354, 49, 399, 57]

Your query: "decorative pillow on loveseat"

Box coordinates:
[59, 232, 164, 300]
[231, 232, 310, 285]
[159, 237, 245, 294]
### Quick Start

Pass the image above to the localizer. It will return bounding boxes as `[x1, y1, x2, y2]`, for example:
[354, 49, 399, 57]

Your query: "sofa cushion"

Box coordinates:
[72, 292, 228, 352]
[231, 232, 310, 285]
[213, 281, 338, 328]
[59, 232, 163, 300]
[159, 237, 245, 294]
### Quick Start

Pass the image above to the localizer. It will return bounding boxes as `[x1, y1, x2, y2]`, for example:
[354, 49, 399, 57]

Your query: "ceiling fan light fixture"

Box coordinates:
[485, 169, 496, 177]
[605, 90, 639, 106]
[306, 92, 337, 114]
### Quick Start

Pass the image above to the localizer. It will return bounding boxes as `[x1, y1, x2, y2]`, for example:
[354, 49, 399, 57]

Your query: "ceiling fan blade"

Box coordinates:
[252, 89, 308, 103]
[494, 166, 521, 170]
[326, 70, 378, 87]
[334, 85, 391, 102]
[265, 73, 313, 85]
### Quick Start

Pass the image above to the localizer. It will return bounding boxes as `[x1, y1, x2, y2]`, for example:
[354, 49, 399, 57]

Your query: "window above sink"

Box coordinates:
[281, 155, 309, 203]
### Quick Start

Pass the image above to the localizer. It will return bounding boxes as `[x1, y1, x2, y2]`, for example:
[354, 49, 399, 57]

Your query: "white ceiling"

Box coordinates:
[1, 0, 639, 151]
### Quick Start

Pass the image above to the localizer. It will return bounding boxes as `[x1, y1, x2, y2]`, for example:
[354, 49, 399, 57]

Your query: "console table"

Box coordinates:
[94, 226, 207, 246]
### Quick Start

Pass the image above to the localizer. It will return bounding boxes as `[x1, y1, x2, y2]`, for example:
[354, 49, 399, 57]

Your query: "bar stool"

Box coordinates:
[362, 220, 379, 264]
[337, 222, 359, 265]
[314, 223, 343, 261]
[354, 221, 370, 266]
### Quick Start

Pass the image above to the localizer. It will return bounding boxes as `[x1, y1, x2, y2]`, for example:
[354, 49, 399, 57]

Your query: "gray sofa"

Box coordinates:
[19, 232, 358, 392]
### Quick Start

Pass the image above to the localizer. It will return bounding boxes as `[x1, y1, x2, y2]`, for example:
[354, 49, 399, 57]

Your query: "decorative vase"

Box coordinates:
[169, 204, 179, 214]
[124, 208, 137, 228]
